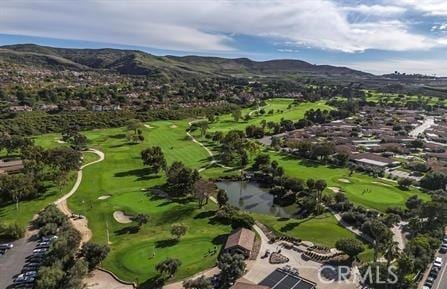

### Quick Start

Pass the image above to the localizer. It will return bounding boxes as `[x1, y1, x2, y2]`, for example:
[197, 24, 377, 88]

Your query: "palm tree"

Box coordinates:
[314, 179, 327, 214]
[384, 241, 400, 289]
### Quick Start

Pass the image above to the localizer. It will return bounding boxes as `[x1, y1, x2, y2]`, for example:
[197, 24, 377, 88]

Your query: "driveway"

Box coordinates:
[0, 230, 38, 289]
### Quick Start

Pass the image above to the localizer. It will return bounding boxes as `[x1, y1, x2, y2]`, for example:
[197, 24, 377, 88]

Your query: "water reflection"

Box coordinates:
[216, 181, 299, 218]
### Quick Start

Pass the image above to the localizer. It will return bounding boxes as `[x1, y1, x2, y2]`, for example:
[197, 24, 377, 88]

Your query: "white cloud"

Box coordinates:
[342, 4, 406, 16]
[0, 0, 444, 53]
[394, 0, 447, 16]
[336, 58, 447, 75]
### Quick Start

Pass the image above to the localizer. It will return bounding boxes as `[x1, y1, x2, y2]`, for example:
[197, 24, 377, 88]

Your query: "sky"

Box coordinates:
[1, 0, 447, 76]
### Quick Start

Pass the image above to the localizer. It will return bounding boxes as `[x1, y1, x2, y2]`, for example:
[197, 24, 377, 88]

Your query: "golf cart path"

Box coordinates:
[54, 148, 104, 244]
[186, 121, 233, 172]
[54, 149, 135, 289]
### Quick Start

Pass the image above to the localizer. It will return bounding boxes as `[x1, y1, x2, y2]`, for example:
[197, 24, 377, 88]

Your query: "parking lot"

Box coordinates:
[0, 231, 38, 289]
[0, 230, 56, 289]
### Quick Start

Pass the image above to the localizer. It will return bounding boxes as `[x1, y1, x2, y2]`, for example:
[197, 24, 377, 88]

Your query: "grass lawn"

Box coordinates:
[202, 99, 332, 133]
[269, 152, 431, 212]
[33, 121, 231, 285]
[0, 172, 76, 228]
[255, 212, 354, 247]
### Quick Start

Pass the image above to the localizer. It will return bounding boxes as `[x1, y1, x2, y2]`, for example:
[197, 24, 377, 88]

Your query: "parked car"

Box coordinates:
[440, 244, 447, 253]
[33, 248, 48, 254]
[429, 267, 439, 278]
[41, 235, 57, 242]
[23, 271, 37, 278]
[0, 243, 13, 249]
[14, 274, 35, 284]
[424, 276, 435, 288]
[434, 257, 443, 268]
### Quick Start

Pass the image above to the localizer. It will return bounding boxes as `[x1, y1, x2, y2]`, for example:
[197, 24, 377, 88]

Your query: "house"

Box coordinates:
[0, 159, 24, 175]
[350, 153, 398, 169]
[224, 228, 255, 259]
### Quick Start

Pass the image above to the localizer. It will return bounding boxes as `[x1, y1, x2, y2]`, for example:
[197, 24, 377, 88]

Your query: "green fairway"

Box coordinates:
[202, 99, 332, 133]
[254, 212, 355, 247]
[22, 99, 418, 283]
[270, 153, 430, 212]
[39, 121, 231, 284]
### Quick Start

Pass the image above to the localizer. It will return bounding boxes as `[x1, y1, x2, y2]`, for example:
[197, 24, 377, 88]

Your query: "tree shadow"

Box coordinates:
[114, 225, 140, 235]
[114, 168, 160, 181]
[109, 133, 127, 139]
[212, 234, 228, 245]
[155, 238, 179, 248]
[194, 210, 216, 219]
[138, 275, 165, 289]
[156, 205, 196, 225]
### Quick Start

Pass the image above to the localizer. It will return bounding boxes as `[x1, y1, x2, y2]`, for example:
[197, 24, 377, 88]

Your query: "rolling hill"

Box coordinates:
[0, 44, 372, 80]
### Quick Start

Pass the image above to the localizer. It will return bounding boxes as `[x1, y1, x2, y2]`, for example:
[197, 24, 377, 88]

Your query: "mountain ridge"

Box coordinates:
[0, 43, 372, 79]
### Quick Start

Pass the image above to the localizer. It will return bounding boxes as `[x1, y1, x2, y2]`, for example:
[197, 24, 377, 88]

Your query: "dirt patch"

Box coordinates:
[144, 124, 154, 129]
[170, 124, 178, 128]
[113, 211, 133, 224]
[328, 187, 341, 193]
[98, 195, 111, 200]
[338, 178, 351, 183]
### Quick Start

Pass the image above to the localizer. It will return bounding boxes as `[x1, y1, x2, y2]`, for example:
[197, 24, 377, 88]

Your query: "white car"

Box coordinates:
[434, 257, 443, 268]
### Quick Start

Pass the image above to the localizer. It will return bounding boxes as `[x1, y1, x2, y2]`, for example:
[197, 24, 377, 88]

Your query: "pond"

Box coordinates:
[216, 181, 299, 218]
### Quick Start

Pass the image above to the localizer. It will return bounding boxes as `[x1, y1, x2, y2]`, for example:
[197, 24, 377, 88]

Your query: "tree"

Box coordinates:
[193, 180, 215, 208]
[420, 172, 447, 190]
[183, 275, 213, 289]
[81, 242, 110, 271]
[306, 178, 315, 191]
[62, 259, 89, 289]
[197, 121, 209, 138]
[171, 223, 188, 240]
[217, 189, 229, 208]
[231, 109, 242, 122]
[156, 257, 182, 278]
[141, 146, 167, 174]
[314, 179, 327, 214]
[335, 238, 364, 260]
[398, 178, 413, 189]
[35, 264, 65, 289]
[132, 214, 149, 227]
[167, 161, 200, 196]
[218, 253, 246, 288]
[126, 119, 144, 143]
[363, 220, 392, 262]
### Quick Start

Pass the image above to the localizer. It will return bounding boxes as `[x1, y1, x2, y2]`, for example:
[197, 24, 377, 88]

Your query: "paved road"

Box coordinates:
[0, 230, 38, 289]
[409, 116, 435, 137]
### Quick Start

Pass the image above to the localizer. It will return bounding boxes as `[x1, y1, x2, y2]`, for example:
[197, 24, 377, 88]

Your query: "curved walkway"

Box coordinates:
[186, 121, 234, 172]
[54, 148, 105, 244]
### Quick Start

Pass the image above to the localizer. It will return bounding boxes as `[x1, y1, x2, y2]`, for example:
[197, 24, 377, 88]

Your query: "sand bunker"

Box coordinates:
[113, 211, 133, 224]
[338, 178, 351, 183]
[372, 181, 392, 187]
[328, 187, 341, 193]
[56, 139, 66, 144]
[170, 124, 178, 128]
[98, 195, 111, 200]
[144, 124, 154, 129]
